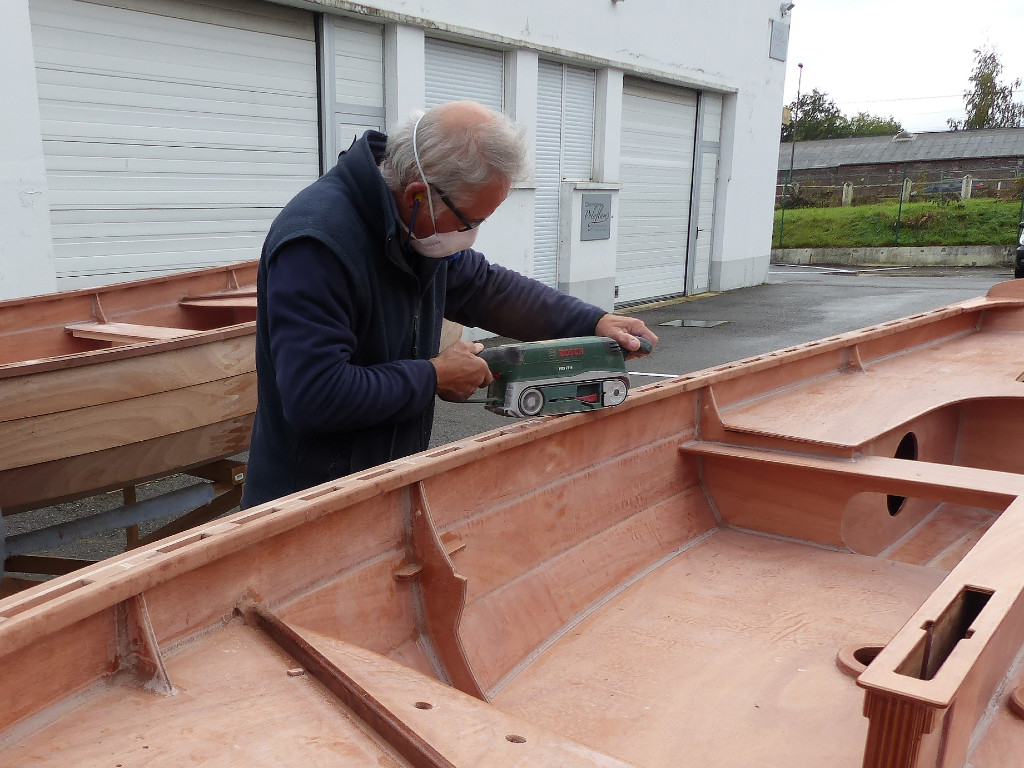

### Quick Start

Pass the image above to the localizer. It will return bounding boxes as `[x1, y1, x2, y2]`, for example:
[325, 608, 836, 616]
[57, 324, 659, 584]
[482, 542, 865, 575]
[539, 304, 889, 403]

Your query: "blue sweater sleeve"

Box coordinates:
[266, 239, 437, 436]
[443, 249, 607, 340]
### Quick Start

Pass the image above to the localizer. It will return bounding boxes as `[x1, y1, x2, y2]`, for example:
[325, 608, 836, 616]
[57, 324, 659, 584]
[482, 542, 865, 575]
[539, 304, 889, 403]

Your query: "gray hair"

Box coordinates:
[382, 102, 529, 210]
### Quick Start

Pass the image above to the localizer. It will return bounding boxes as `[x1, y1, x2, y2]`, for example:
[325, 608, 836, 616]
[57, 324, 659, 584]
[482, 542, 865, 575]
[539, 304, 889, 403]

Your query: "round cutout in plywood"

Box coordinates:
[836, 643, 884, 679]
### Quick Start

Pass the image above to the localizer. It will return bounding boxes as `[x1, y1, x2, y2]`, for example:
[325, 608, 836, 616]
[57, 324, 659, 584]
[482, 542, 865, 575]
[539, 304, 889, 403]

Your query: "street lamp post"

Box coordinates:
[778, 62, 803, 250]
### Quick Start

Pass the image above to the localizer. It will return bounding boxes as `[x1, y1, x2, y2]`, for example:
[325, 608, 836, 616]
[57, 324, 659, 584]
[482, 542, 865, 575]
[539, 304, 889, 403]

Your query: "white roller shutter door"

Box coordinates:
[324, 16, 385, 161]
[29, 0, 319, 288]
[424, 39, 503, 111]
[534, 60, 595, 287]
[616, 78, 698, 305]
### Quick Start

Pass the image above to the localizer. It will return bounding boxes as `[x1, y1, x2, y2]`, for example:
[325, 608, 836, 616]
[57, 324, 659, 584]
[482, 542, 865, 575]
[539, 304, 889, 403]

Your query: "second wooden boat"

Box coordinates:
[0, 261, 257, 515]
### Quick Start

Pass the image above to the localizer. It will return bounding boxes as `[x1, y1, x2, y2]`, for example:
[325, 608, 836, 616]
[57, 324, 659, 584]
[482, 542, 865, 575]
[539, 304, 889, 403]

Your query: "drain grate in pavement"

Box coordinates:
[658, 319, 730, 328]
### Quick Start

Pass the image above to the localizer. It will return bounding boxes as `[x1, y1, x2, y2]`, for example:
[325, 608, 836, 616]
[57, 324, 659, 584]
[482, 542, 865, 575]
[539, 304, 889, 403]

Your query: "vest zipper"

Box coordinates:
[411, 312, 420, 357]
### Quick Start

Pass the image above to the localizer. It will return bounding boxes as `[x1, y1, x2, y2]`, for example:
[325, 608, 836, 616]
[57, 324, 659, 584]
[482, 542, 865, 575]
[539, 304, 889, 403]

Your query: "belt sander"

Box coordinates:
[473, 335, 652, 418]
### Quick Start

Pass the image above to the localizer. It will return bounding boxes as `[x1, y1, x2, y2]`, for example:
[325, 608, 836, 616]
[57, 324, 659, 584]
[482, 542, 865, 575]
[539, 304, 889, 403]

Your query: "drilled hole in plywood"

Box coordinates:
[887, 432, 919, 516]
[836, 643, 884, 678]
[414, 701, 434, 710]
[505, 734, 527, 744]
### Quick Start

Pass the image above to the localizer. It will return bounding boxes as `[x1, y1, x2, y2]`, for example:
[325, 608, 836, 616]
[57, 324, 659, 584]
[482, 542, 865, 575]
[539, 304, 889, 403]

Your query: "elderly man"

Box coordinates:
[241, 101, 657, 508]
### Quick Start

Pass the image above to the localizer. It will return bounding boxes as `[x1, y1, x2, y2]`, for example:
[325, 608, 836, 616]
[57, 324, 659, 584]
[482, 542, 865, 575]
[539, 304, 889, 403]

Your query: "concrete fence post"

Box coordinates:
[901, 178, 913, 203]
[842, 182, 854, 207]
[962, 175, 973, 200]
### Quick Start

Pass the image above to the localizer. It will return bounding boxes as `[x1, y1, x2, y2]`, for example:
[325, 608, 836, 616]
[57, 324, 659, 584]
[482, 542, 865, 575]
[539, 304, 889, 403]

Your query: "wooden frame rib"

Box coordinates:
[409, 483, 487, 700]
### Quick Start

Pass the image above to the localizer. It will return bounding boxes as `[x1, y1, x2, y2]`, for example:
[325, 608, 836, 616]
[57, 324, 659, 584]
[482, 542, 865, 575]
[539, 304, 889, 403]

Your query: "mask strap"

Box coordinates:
[405, 197, 420, 249]
[411, 114, 438, 228]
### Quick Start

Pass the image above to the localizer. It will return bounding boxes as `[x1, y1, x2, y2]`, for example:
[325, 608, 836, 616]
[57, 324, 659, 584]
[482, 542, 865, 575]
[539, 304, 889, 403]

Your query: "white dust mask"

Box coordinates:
[405, 115, 480, 259]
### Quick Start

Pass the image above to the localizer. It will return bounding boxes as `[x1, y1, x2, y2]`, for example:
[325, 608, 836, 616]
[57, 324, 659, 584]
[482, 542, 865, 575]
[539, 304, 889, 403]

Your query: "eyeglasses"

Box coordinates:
[431, 184, 487, 232]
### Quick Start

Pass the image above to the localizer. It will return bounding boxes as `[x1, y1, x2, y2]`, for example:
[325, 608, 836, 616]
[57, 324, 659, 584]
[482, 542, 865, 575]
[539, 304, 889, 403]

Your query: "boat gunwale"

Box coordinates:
[0, 322, 256, 380]
[0, 260, 257, 377]
[0, 260, 257, 311]
[0, 289, 1018, 658]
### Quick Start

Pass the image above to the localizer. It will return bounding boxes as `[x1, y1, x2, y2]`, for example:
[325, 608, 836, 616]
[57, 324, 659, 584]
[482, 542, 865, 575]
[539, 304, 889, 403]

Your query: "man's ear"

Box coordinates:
[403, 181, 428, 209]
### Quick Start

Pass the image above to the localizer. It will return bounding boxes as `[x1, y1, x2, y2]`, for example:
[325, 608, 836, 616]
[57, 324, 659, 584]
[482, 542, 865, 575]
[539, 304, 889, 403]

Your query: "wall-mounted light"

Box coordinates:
[780, 2, 795, 17]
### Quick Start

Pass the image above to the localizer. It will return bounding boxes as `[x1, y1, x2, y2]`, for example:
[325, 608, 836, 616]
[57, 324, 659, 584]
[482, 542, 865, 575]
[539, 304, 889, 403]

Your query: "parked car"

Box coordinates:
[922, 179, 983, 196]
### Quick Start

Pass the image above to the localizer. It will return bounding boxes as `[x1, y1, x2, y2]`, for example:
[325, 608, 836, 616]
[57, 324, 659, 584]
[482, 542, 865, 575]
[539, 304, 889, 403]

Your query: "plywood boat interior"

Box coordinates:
[3, 280, 1024, 767]
[0, 261, 257, 514]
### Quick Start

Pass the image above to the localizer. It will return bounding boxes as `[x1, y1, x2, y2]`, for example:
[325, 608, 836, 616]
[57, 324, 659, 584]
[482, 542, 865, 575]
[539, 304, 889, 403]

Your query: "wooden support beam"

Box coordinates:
[124, 486, 139, 549]
[680, 440, 1024, 510]
[0, 574, 47, 598]
[242, 600, 458, 768]
[3, 555, 96, 576]
[184, 459, 246, 489]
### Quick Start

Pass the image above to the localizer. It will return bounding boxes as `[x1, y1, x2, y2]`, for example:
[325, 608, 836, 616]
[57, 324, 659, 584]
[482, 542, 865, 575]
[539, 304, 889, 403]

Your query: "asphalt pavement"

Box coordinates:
[4, 264, 1014, 574]
[431, 263, 1013, 445]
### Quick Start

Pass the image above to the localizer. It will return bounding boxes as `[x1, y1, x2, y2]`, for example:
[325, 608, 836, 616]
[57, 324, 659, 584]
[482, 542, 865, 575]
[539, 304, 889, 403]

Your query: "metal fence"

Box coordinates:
[774, 164, 1024, 250]
[775, 165, 1024, 208]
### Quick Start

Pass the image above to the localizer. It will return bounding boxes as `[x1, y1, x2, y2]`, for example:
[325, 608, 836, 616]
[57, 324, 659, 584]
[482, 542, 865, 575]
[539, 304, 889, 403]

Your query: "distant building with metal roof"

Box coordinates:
[779, 128, 1024, 171]
[777, 128, 1024, 205]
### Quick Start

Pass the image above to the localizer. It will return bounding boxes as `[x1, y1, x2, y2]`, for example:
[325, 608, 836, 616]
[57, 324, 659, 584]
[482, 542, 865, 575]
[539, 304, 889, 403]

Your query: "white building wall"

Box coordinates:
[312, 0, 788, 294]
[0, 0, 57, 300]
[3, 0, 788, 300]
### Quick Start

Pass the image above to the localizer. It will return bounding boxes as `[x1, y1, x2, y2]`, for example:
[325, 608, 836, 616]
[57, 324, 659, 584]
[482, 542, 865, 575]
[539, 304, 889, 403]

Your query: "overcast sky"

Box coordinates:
[782, 0, 1024, 133]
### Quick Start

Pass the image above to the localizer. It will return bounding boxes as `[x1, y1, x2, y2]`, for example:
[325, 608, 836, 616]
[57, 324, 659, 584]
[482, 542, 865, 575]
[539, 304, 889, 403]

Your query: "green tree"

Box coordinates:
[948, 45, 1024, 130]
[847, 112, 904, 137]
[781, 89, 903, 142]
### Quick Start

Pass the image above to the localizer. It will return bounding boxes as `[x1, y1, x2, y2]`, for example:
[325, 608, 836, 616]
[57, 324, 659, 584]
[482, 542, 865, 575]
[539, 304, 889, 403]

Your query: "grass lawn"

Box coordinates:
[773, 198, 1024, 249]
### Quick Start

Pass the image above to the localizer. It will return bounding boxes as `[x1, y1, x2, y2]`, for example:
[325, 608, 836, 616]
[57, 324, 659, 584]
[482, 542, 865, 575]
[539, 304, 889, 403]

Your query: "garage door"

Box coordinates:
[615, 78, 698, 305]
[29, 0, 320, 288]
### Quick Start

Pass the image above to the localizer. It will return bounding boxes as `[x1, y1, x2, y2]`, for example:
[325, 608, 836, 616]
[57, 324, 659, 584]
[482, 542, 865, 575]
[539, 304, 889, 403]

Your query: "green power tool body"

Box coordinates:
[474, 335, 652, 418]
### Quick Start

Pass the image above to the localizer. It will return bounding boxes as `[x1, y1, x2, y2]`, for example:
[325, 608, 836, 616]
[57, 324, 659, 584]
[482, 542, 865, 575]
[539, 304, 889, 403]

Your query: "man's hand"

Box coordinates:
[431, 341, 494, 402]
[594, 314, 659, 360]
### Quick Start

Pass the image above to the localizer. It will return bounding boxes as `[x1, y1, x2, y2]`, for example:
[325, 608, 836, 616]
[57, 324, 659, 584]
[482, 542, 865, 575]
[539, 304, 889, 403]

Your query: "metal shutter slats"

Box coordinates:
[616, 78, 698, 304]
[30, 0, 319, 286]
[333, 18, 383, 109]
[424, 39, 503, 111]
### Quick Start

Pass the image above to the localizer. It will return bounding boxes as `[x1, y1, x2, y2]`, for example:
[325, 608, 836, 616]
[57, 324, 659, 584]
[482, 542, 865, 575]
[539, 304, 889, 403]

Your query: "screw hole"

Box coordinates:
[414, 701, 434, 710]
[506, 734, 527, 744]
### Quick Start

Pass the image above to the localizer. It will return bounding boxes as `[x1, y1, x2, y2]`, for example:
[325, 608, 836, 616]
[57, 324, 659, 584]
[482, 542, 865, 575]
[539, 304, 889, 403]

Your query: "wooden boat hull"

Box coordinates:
[0, 262, 257, 514]
[2, 280, 1024, 767]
